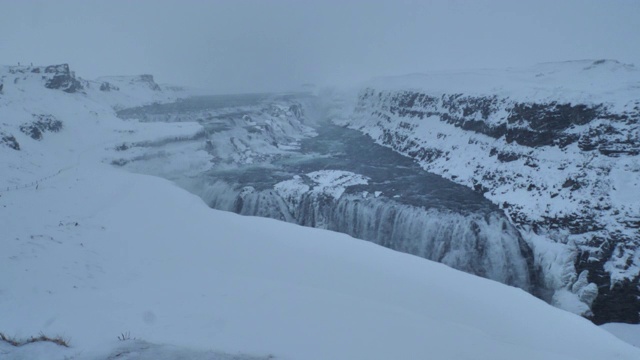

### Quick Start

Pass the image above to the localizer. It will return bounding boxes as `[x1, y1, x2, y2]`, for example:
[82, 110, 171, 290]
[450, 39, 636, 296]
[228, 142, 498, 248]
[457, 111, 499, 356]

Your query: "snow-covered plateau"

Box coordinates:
[334, 59, 640, 324]
[1, 63, 640, 359]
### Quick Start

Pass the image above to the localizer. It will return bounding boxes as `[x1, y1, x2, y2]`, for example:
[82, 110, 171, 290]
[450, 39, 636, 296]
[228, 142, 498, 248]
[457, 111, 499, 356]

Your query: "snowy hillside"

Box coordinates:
[335, 59, 640, 324]
[602, 322, 640, 348]
[0, 64, 190, 112]
[2, 64, 640, 359]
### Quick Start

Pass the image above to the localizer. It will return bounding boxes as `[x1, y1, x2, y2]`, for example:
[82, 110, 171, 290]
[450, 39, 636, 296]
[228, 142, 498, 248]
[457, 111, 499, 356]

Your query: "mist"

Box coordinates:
[1, 0, 639, 94]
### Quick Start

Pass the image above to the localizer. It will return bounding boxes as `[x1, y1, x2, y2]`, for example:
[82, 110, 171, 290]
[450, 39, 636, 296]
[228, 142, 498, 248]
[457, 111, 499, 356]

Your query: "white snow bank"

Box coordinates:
[602, 323, 640, 348]
[367, 59, 640, 105]
[1, 163, 639, 360]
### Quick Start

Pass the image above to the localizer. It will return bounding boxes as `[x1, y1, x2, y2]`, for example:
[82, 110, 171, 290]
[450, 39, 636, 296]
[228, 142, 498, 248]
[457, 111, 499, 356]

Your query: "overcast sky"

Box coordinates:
[1, 0, 639, 93]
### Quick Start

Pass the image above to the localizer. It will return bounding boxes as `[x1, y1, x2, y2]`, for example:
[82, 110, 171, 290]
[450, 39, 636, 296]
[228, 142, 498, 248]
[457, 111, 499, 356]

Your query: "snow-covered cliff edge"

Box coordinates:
[336, 60, 640, 324]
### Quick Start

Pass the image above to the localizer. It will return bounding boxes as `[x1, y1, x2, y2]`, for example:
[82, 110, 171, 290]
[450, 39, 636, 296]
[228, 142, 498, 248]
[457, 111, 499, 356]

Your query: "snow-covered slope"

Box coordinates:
[3, 162, 640, 360]
[602, 323, 640, 348]
[2, 64, 640, 359]
[0, 64, 202, 192]
[335, 59, 640, 323]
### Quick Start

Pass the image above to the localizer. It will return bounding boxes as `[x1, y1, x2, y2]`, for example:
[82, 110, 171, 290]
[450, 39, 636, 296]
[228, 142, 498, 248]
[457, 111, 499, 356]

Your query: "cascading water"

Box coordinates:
[186, 176, 533, 291]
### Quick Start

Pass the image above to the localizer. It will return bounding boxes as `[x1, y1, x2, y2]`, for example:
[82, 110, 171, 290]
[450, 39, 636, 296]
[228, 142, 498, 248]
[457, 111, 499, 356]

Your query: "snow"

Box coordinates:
[1, 64, 640, 359]
[367, 59, 640, 106]
[276, 170, 369, 200]
[87, 74, 190, 110]
[604, 243, 640, 285]
[523, 231, 588, 314]
[3, 163, 640, 360]
[602, 323, 640, 348]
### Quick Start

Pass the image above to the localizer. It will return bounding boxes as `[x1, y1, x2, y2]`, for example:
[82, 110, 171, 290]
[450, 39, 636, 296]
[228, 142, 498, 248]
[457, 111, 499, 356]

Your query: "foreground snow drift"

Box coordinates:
[602, 323, 640, 348]
[1, 163, 639, 360]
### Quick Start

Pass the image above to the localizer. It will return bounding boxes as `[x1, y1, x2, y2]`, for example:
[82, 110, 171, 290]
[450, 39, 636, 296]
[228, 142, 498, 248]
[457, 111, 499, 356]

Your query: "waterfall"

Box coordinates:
[186, 178, 533, 291]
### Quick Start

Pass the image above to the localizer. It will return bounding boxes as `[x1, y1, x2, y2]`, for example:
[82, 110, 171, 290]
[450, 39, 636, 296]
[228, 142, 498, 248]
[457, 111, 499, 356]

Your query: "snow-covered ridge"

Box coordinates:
[0, 63, 190, 111]
[337, 60, 640, 324]
[367, 59, 640, 107]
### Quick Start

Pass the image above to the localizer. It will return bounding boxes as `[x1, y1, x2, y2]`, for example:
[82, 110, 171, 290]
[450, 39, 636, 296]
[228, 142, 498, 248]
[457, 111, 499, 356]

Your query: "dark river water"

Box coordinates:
[123, 94, 498, 214]
[211, 122, 497, 214]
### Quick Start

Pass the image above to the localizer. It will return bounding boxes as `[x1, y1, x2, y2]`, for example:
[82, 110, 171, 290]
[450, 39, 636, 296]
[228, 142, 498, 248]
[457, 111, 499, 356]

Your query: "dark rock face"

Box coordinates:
[1, 132, 20, 150]
[289, 104, 304, 119]
[505, 103, 599, 147]
[19, 114, 63, 140]
[44, 64, 83, 93]
[352, 87, 640, 324]
[365, 88, 638, 151]
[139, 74, 161, 91]
[100, 82, 119, 92]
[579, 123, 640, 156]
[577, 242, 640, 324]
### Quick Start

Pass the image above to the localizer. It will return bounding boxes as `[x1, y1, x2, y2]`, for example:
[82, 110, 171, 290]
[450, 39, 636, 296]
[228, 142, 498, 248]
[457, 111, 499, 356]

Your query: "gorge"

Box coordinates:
[115, 60, 640, 324]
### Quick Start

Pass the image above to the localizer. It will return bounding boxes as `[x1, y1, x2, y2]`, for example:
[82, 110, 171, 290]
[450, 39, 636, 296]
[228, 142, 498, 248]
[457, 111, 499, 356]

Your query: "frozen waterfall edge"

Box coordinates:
[184, 178, 536, 293]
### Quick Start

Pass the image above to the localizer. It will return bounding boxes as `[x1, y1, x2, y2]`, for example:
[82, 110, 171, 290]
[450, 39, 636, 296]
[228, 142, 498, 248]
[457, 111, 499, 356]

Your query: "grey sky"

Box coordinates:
[1, 0, 639, 94]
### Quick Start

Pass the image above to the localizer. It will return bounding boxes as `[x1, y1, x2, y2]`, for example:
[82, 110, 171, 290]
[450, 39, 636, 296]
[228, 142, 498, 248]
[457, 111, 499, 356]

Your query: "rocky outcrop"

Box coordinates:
[362, 88, 639, 154]
[138, 74, 161, 91]
[2, 64, 83, 94]
[19, 114, 63, 140]
[342, 61, 640, 324]
[43, 64, 83, 93]
[1, 132, 19, 150]
[99, 81, 119, 92]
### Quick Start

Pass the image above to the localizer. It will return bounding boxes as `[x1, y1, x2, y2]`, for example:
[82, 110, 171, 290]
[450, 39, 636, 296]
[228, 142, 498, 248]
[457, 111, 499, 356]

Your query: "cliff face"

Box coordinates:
[1, 63, 83, 93]
[339, 60, 640, 324]
[42, 64, 84, 93]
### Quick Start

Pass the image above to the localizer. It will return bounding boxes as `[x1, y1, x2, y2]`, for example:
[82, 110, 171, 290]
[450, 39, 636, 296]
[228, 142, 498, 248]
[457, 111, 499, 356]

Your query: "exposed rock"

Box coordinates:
[1, 132, 20, 150]
[44, 64, 83, 93]
[138, 74, 161, 91]
[497, 151, 520, 163]
[19, 114, 63, 140]
[100, 81, 119, 92]
[505, 102, 600, 147]
[577, 242, 640, 324]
